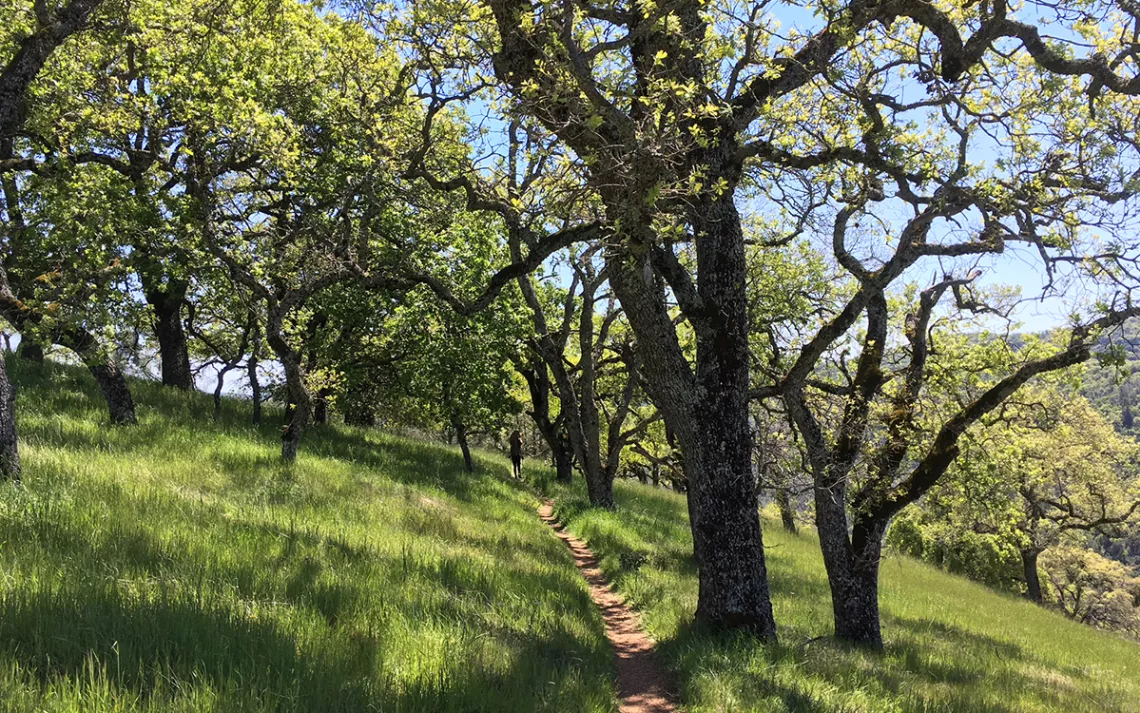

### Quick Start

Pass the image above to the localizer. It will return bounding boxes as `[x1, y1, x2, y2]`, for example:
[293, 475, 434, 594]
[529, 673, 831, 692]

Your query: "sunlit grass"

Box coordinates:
[549, 479, 1140, 713]
[0, 358, 616, 713]
[8, 354, 1137, 712]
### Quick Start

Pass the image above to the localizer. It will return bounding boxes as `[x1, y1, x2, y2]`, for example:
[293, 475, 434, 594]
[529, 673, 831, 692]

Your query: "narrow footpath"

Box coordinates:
[538, 501, 679, 713]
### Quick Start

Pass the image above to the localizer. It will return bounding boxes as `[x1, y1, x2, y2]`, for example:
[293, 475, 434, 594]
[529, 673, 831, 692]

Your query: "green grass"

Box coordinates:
[0, 358, 617, 712]
[548, 480, 1140, 713]
[7, 356, 1140, 713]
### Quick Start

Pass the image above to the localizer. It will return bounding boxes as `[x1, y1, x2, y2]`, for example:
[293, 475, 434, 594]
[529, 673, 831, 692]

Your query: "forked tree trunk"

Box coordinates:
[828, 517, 888, 647]
[517, 362, 574, 482]
[145, 285, 192, 390]
[585, 465, 614, 508]
[604, 191, 776, 639]
[1023, 548, 1043, 604]
[0, 356, 20, 482]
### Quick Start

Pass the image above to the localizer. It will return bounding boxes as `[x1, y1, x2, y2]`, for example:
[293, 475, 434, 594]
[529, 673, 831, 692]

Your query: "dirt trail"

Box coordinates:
[538, 501, 679, 713]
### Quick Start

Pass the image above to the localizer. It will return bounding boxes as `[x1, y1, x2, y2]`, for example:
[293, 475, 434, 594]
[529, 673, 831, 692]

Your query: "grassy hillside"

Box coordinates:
[0, 359, 616, 712]
[551, 483, 1140, 713]
[6, 358, 1140, 713]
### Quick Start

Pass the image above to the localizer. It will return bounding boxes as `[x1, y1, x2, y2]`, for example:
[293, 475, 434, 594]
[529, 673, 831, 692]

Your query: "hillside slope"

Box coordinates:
[552, 483, 1140, 713]
[0, 360, 616, 712]
[5, 359, 1140, 713]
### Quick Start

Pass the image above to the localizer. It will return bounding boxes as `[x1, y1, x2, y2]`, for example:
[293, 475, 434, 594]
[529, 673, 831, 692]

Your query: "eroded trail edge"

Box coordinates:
[538, 501, 678, 713]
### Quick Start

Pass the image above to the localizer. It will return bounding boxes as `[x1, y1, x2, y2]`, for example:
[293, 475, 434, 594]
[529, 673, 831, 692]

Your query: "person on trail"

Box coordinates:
[509, 430, 523, 479]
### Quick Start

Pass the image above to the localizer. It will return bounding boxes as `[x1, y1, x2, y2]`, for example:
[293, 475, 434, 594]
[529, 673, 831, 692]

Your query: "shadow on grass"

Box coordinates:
[0, 475, 611, 712]
[643, 589, 1131, 713]
[0, 584, 602, 712]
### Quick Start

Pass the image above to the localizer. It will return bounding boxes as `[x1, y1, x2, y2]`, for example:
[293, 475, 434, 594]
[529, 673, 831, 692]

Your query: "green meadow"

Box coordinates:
[0, 359, 614, 713]
[2, 359, 1140, 712]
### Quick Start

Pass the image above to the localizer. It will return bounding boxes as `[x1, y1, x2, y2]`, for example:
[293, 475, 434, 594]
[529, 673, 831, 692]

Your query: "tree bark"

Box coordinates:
[516, 360, 575, 482]
[0, 356, 20, 482]
[86, 360, 138, 425]
[212, 361, 243, 421]
[605, 202, 776, 638]
[819, 504, 887, 647]
[1023, 548, 1043, 604]
[247, 340, 261, 426]
[144, 284, 192, 390]
[280, 381, 308, 463]
[776, 488, 797, 534]
[688, 189, 777, 637]
[554, 431, 574, 482]
[454, 418, 474, 473]
[313, 390, 328, 424]
[574, 274, 615, 508]
[265, 308, 310, 462]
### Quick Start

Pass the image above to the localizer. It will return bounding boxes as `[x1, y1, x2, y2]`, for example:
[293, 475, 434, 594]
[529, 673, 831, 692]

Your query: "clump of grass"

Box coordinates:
[552, 479, 1140, 713]
[0, 359, 616, 713]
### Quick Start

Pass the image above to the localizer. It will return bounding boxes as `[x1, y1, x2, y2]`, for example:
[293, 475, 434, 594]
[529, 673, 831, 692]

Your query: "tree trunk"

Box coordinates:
[86, 360, 138, 425]
[247, 357, 261, 426]
[17, 340, 42, 363]
[686, 188, 777, 638]
[776, 488, 797, 534]
[604, 199, 776, 638]
[247, 317, 262, 426]
[213, 376, 225, 420]
[575, 279, 614, 509]
[1023, 548, 1043, 604]
[517, 362, 574, 482]
[145, 285, 192, 390]
[313, 390, 328, 424]
[587, 466, 615, 508]
[454, 419, 474, 473]
[280, 385, 309, 463]
[0, 356, 20, 482]
[515, 264, 611, 506]
[266, 309, 310, 462]
[554, 431, 574, 482]
[213, 363, 239, 421]
[835, 518, 887, 647]
[816, 485, 886, 647]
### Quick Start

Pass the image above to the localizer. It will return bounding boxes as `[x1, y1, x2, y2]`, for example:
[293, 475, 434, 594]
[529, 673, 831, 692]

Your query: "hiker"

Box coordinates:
[509, 430, 523, 479]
